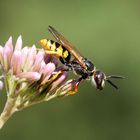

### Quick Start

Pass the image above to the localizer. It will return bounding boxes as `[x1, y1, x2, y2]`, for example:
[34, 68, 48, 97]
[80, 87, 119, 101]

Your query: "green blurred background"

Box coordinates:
[0, 0, 139, 140]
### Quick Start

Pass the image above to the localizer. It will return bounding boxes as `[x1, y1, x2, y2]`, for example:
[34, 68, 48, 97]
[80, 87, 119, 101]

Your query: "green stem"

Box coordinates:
[0, 97, 16, 129]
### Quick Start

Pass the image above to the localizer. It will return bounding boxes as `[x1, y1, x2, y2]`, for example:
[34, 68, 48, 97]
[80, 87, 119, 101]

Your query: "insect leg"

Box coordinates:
[45, 50, 62, 57]
[65, 77, 83, 96]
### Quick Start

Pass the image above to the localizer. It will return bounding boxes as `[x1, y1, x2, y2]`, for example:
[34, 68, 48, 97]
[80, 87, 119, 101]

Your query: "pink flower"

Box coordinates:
[0, 36, 75, 129]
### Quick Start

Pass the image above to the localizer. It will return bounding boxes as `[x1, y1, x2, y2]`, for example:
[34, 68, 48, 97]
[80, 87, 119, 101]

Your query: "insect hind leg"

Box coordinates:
[45, 50, 62, 57]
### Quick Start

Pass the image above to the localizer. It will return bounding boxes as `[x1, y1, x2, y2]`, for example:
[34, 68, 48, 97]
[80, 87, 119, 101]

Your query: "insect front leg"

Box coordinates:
[65, 77, 83, 96]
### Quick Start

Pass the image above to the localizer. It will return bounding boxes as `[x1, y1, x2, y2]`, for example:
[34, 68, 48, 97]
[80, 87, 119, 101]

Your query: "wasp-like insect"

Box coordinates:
[39, 26, 124, 95]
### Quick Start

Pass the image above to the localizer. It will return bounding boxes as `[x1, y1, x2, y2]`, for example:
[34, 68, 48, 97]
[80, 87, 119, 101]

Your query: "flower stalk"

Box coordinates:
[0, 36, 75, 129]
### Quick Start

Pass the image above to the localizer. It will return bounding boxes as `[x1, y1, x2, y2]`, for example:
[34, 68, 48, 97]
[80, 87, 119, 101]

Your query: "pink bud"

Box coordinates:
[3, 45, 12, 71]
[24, 46, 37, 71]
[44, 54, 59, 66]
[15, 35, 22, 51]
[11, 50, 22, 74]
[4, 36, 13, 54]
[0, 46, 4, 66]
[17, 72, 41, 81]
[40, 63, 56, 82]
[21, 47, 29, 70]
[31, 50, 44, 71]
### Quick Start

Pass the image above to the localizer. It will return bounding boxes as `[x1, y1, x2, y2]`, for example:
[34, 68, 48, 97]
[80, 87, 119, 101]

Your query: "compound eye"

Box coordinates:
[94, 71, 105, 90]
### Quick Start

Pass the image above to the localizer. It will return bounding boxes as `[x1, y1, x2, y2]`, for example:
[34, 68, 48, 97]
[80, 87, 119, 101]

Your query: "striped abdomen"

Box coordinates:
[39, 39, 71, 62]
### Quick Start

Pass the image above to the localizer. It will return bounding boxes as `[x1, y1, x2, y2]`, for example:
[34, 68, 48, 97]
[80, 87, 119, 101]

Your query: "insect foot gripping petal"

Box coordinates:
[65, 79, 81, 96]
[49, 71, 62, 81]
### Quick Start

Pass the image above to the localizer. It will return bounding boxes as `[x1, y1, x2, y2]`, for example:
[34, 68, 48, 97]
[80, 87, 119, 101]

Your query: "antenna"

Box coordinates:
[106, 75, 125, 89]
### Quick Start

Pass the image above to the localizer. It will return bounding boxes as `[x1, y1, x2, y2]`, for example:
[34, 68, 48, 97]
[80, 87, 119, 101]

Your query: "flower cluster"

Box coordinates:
[0, 36, 75, 129]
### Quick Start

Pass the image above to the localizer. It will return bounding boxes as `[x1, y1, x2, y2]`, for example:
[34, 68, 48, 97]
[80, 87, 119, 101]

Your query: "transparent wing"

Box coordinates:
[48, 25, 86, 69]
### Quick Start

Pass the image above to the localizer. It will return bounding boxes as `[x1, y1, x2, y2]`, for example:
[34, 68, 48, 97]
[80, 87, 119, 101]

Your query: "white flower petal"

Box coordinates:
[11, 50, 22, 74]
[4, 37, 13, 53]
[31, 50, 44, 71]
[41, 62, 56, 77]
[24, 46, 37, 71]
[15, 35, 22, 51]
[21, 47, 29, 71]
[17, 72, 41, 81]
[3, 45, 13, 71]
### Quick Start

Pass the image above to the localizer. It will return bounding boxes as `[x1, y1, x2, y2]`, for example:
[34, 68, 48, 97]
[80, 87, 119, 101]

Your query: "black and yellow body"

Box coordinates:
[39, 38, 95, 79]
[39, 25, 124, 96]
[39, 39, 71, 64]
